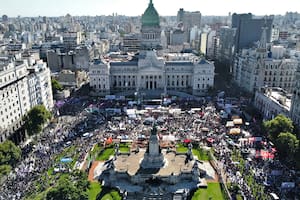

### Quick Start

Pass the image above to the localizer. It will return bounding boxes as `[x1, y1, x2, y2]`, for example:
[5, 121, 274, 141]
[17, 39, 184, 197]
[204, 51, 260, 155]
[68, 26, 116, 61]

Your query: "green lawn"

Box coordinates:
[95, 143, 131, 160]
[96, 147, 115, 161]
[101, 190, 122, 200]
[176, 143, 211, 161]
[91, 143, 103, 157]
[119, 143, 130, 153]
[55, 145, 76, 163]
[192, 148, 210, 161]
[88, 182, 102, 200]
[176, 143, 188, 153]
[192, 183, 225, 200]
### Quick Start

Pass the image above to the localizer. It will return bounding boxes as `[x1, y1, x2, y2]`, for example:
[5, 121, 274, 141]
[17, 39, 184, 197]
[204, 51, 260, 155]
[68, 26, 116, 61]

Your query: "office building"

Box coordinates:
[232, 13, 273, 53]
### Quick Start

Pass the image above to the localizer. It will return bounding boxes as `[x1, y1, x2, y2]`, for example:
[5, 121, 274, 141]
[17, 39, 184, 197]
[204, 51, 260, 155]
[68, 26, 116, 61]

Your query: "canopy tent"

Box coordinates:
[183, 139, 191, 144]
[126, 109, 137, 119]
[248, 137, 262, 142]
[206, 138, 215, 143]
[201, 127, 209, 132]
[255, 150, 275, 160]
[225, 121, 234, 128]
[233, 118, 243, 125]
[106, 137, 113, 145]
[162, 135, 176, 141]
[229, 128, 241, 135]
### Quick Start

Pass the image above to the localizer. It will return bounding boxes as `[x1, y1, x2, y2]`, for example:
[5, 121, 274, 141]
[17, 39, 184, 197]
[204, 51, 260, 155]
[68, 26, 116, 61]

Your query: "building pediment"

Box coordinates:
[139, 65, 164, 73]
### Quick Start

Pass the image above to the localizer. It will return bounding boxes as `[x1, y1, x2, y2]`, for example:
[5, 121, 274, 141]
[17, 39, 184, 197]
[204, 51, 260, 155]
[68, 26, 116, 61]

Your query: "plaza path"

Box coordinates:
[88, 161, 100, 182]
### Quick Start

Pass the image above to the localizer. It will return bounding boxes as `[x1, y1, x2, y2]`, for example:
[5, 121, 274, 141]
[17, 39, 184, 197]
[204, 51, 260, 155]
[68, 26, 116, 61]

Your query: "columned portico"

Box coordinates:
[139, 74, 164, 90]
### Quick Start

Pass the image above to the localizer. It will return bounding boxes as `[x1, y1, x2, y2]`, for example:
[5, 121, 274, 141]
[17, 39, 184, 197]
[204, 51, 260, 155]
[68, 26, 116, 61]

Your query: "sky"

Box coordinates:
[0, 0, 300, 17]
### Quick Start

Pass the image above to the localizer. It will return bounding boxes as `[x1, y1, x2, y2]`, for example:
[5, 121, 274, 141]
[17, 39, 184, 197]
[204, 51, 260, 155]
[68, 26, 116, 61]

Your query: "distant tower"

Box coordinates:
[2, 15, 8, 23]
[258, 18, 268, 50]
[140, 0, 162, 50]
[256, 17, 268, 58]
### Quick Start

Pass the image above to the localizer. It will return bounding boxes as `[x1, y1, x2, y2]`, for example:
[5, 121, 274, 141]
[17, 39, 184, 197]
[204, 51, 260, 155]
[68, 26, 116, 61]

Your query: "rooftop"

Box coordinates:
[141, 0, 160, 27]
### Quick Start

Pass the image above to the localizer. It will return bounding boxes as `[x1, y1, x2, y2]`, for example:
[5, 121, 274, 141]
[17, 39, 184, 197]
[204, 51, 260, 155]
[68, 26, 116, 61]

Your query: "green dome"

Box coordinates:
[141, 0, 160, 27]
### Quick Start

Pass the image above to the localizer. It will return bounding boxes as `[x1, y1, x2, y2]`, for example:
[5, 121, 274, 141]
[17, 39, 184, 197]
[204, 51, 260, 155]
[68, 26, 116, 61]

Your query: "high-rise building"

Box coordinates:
[206, 30, 218, 60]
[200, 32, 207, 55]
[177, 8, 201, 42]
[217, 26, 235, 65]
[232, 13, 273, 53]
[62, 31, 82, 51]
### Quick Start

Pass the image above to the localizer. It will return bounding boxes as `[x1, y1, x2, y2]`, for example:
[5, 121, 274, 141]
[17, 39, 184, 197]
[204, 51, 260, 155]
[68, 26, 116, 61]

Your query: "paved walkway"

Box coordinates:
[88, 161, 100, 182]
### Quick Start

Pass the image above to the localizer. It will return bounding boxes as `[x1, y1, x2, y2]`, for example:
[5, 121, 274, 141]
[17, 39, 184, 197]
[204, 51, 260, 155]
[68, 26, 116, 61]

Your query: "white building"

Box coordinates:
[0, 55, 53, 142]
[233, 44, 298, 93]
[0, 58, 30, 142]
[27, 60, 53, 111]
[254, 87, 291, 120]
[89, 0, 215, 97]
[89, 59, 110, 96]
[89, 51, 214, 96]
[206, 30, 218, 59]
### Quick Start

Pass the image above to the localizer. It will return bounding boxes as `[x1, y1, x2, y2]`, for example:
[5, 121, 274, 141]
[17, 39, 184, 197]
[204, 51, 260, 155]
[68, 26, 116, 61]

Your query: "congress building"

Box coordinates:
[89, 0, 215, 97]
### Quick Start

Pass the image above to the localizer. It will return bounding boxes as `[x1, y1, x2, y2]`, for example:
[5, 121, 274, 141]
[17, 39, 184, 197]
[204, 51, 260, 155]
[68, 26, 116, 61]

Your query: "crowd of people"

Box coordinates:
[0, 95, 298, 200]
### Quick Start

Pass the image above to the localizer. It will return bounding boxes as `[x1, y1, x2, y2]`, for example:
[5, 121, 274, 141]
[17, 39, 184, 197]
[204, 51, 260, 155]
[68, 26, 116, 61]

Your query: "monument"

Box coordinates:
[141, 123, 165, 168]
[96, 124, 207, 200]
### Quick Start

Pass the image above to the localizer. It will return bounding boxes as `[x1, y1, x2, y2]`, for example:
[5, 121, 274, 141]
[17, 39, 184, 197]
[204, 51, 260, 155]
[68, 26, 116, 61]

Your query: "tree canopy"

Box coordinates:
[46, 171, 89, 200]
[51, 78, 63, 94]
[23, 105, 52, 136]
[276, 132, 299, 163]
[263, 114, 294, 140]
[0, 140, 21, 167]
[0, 140, 21, 177]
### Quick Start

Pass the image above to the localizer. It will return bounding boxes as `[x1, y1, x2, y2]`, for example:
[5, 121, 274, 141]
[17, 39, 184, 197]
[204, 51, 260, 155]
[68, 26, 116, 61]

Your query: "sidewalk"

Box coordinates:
[88, 161, 100, 182]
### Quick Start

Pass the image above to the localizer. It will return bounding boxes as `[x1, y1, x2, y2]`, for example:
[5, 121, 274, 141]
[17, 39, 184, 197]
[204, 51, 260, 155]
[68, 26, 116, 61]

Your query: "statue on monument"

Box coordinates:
[151, 122, 158, 135]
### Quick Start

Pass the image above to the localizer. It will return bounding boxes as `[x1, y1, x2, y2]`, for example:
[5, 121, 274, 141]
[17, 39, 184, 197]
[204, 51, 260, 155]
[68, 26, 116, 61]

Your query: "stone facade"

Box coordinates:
[89, 0, 214, 97]
[233, 46, 298, 93]
[0, 55, 53, 142]
[89, 51, 215, 96]
[290, 64, 300, 127]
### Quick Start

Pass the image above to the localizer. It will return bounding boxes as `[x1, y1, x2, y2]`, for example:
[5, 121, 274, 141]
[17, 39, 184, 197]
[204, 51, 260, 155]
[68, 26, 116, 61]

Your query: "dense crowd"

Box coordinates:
[0, 96, 298, 200]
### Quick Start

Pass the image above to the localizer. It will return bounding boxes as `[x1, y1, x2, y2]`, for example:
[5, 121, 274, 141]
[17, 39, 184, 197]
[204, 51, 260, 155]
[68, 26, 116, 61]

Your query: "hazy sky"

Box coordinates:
[0, 0, 300, 17]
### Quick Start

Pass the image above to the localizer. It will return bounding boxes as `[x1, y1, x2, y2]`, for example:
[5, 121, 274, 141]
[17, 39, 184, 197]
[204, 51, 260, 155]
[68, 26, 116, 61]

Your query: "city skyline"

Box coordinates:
[0, 0, 300, 17]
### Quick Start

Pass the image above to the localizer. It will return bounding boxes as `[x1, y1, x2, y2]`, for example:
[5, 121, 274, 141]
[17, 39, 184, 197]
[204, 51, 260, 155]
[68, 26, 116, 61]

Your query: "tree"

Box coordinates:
[0, 140, 21, 167]
[51, 78, 63, 94]
[263, 114, 294, 140]
[23, 105, 52, 136]
[74, 170, 90, 191]
[275, 132, 299, 163]
[0, 165, 12, 177]
[46, 175, 88, 200]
